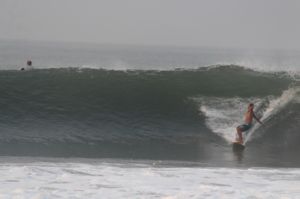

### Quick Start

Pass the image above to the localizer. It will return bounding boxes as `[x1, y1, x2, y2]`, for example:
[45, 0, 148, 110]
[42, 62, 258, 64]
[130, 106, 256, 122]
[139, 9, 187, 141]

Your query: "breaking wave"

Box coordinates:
[0, 65, 299, 166]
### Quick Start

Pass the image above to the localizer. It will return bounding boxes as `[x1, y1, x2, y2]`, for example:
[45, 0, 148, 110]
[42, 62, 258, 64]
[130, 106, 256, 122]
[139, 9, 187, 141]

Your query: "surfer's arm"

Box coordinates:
[253, 113, 263, 125]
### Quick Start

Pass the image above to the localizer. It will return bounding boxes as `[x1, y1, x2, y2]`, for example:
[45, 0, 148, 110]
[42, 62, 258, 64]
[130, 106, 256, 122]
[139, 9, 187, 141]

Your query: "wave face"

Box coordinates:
[0, 66, 299, 167]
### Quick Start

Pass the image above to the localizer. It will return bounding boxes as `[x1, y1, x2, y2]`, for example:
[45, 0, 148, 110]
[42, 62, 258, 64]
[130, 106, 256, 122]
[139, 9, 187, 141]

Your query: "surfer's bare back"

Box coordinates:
[236, 103, 263, 144]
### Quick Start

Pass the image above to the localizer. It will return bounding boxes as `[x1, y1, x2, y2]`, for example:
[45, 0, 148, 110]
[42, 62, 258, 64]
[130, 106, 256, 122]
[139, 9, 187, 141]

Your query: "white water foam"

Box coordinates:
[196, 87, 299, 144]
[0, 159, 299, 199]
[245, 87, 300, 143]
[196, 97, 262, 142]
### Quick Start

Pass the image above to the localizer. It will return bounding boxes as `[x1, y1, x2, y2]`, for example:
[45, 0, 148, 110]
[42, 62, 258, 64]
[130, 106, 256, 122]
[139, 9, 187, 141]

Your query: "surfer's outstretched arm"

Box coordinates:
[253, 113, 263, 125]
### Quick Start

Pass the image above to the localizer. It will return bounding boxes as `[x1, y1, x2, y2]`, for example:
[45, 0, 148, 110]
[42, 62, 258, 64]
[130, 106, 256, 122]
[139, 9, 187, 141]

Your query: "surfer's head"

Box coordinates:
[248, 103, 254, 110]
[27, 60, 32, 66]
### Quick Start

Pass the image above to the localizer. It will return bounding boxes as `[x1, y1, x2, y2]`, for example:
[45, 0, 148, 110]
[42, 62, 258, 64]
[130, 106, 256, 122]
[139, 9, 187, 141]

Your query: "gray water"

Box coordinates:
[0, 40, 300, 198]
[1, 40, 300, 72]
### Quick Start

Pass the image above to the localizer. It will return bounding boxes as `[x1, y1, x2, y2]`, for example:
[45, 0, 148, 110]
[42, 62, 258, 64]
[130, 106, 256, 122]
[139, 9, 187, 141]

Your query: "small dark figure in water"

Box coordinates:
[21, 60, 33, 70]
[27, 60, 32, 66]
[236, 103, 263, 144]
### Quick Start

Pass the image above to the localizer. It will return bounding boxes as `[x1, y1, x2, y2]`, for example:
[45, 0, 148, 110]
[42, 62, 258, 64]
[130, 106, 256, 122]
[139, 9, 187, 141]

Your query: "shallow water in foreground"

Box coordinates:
[0, 158, 299, 199]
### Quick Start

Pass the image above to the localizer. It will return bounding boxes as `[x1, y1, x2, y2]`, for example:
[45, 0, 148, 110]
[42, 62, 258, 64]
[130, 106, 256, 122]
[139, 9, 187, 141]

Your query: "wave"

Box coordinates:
[0, 65, 299, 165]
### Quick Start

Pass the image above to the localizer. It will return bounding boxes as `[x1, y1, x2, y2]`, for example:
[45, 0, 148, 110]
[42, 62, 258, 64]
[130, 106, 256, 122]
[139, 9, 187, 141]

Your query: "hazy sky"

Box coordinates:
[0, 0, 300, 49]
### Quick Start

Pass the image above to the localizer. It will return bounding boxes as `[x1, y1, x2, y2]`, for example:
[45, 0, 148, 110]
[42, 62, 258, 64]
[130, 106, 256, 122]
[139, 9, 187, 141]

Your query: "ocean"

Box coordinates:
[0, 40, 299, 198]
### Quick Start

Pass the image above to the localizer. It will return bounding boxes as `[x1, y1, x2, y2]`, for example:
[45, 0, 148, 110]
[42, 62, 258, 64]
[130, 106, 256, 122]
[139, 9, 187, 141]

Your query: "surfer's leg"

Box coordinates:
[236, 126, 243, 143]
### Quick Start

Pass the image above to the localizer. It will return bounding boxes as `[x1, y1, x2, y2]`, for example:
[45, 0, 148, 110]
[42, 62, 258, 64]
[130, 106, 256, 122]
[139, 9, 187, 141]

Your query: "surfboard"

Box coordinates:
[232, 141, 245, 151]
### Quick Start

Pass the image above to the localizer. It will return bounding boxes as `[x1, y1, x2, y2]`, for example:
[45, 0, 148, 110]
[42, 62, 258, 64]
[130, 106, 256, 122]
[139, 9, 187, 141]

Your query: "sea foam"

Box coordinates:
[0, 159, 299, 199]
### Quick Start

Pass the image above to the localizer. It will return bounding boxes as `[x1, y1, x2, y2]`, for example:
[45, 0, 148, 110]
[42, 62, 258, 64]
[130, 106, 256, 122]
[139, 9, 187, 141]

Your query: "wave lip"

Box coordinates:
[2, 40, 300, 74]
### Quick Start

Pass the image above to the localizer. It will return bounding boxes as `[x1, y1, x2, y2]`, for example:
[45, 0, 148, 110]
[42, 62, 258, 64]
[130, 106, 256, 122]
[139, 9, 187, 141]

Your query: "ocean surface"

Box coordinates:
[0, 40, 300, 198]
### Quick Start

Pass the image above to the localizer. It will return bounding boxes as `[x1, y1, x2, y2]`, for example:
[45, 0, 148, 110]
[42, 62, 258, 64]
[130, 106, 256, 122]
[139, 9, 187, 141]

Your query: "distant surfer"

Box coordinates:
[236, 103, 263, 144]
[20, 60, 33, 71]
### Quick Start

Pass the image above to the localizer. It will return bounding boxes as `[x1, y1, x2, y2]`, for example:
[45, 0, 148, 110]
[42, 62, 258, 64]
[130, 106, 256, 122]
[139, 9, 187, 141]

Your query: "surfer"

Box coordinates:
[236, 103, 263, 144]
[20, 60, 33, 71]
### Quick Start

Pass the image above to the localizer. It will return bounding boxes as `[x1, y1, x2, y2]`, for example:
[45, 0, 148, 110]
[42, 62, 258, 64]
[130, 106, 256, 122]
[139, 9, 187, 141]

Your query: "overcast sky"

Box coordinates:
[0, 0, 299, 49]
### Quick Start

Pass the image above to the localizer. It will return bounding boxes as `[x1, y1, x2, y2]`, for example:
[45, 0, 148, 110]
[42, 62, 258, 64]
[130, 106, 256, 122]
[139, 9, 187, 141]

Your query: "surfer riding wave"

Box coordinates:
[236, 103, 263, 144]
